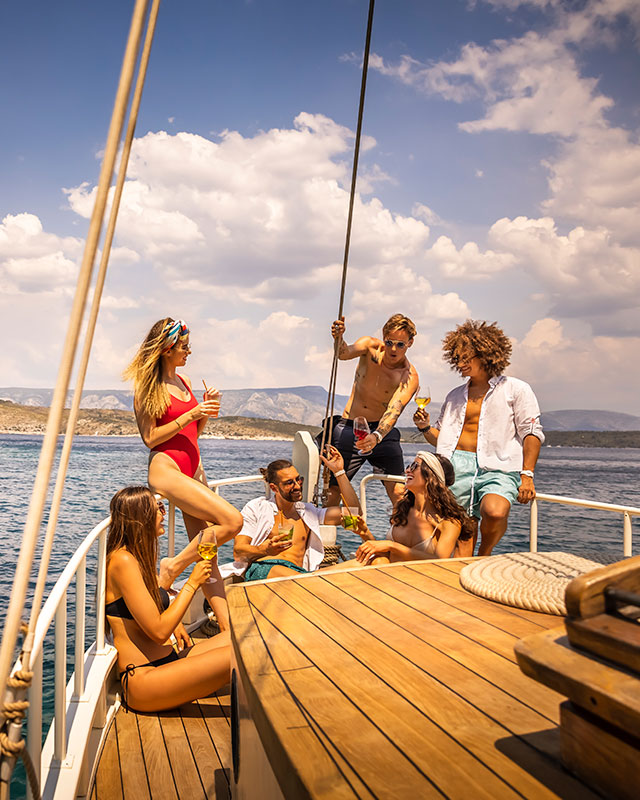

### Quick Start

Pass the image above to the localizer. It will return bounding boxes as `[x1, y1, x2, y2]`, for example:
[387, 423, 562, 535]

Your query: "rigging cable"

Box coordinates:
[315, 0, 376, 504]
[0, 2, 161, 796]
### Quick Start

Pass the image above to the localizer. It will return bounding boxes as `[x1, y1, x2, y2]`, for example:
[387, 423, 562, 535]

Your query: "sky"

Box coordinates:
[1, 0, 639, 414]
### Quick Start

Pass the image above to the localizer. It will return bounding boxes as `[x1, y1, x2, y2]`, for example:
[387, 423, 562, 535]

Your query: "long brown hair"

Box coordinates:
[123, 317, 184, 419]
[107, 486, 163, 611]
[391, 456, 474, 540]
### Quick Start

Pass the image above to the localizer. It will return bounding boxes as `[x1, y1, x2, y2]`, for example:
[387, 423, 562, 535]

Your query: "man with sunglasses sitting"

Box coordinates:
[324, 313, 419, 505]
[229, 446, 360, 581]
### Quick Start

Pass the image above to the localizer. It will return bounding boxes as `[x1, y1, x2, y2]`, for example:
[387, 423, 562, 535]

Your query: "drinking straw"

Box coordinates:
[202, 379, 209, 393]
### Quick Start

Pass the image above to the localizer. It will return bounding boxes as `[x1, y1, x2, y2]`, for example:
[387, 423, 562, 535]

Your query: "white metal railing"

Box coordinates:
[12, 472, 265, 799]
[359, 474, 638, 557]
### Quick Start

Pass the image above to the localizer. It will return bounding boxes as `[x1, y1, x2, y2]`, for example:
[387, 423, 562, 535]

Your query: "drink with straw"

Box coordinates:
[341, 506, 359, 531]
[277, 511, 294, 543]
[202, 380, 221, 418]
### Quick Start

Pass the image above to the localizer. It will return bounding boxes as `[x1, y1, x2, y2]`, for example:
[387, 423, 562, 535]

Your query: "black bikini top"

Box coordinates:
[105, 587, 170, 619]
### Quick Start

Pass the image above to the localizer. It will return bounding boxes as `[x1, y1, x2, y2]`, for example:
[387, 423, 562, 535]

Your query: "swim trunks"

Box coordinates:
[151, 376, 201, 477]
[450, 450, 520, 519]
[244, 559, 308, 582]
[319, 416, 405, 485]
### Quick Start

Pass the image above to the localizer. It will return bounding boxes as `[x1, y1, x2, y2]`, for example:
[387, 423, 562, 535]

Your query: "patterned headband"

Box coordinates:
[162, 319, 189, 352]
[415, 451, 446, 484]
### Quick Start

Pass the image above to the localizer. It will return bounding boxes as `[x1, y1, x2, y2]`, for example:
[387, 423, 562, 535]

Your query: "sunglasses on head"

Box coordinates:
[384, 339, 408, 349]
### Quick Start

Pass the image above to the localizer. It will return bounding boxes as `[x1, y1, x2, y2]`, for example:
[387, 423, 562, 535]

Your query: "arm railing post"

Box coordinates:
[95, 529, 107, 653]
[529, 498, 538, 553]
[73, 558, 86, 698]
[54, 594, 67, 763]
[623, 512, 632, 558]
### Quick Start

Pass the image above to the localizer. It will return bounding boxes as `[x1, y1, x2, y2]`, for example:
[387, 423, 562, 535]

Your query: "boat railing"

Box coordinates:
[17, 516, 116, 800]
[359, 473, 638, 557]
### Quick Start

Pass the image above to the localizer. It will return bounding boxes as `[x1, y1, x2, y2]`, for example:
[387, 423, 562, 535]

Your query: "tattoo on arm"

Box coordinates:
[338, 340, 348, 357]
[377, 400, 403, 437]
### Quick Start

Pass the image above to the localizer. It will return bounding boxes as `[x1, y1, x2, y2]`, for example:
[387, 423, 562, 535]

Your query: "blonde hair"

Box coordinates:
[123, 317, 184, 419]
[382, 314, 417, 340]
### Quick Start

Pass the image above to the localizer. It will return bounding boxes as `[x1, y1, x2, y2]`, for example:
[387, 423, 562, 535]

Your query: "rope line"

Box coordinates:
[0, 1, 156, 795]
[315, 0, 376, 503]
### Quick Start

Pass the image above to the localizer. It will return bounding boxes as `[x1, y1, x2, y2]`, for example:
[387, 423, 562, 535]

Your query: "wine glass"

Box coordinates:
[197, 526, 218, 584]
[415, 385, 431, 409]
[413, 386, 431, 440]
[353, 416, 370, 454]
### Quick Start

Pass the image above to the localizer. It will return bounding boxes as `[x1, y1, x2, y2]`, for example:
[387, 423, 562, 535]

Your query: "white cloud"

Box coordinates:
[0, 213, 82, 293]
[426, 235, 516, 280]
[510, 317, 640, 412]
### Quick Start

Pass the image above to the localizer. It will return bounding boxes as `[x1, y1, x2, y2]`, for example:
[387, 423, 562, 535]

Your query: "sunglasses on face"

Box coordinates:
[157, 500, 166, 515]
[406, 461, 422, 472]
[384, 339, 408, 349]
[453, 353, 477, 365]
[280, 476, 304, 488]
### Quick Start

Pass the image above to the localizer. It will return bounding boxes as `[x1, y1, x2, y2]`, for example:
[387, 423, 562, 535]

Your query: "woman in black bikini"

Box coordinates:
[105, 486, 229, 712]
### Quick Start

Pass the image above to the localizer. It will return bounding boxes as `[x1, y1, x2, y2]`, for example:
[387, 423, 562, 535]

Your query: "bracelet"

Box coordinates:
[419, 425, 431, 434]
[372, 430, 383, 443]
[174, 418, 182, 431]
[183, 583, 196, 594]
[520, 469, 534, 478]
[333, 469, 346, 478]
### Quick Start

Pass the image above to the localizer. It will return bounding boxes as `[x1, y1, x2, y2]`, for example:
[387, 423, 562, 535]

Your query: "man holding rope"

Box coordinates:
[323, 314, 419, 506]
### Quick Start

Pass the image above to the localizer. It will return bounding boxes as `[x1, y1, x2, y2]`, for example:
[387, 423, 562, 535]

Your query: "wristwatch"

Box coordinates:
[372, 430, 383, 443]
[520, 469, 534, 478]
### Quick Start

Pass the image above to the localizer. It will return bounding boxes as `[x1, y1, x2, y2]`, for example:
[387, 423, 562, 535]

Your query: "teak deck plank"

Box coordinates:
[317, 570, 562, 727]
[114, 708, 152, 800]
[180, 701, 231, 799]
[93, 715, 123, 800]
[230, 560, 600, 799]
[136, 712, 178, 799]
[260, 579, 593, 799]
[159, 708, 207, 799]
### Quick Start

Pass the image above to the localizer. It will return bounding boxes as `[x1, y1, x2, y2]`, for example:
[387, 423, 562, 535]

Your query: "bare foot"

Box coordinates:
[159, 557, 180, 589]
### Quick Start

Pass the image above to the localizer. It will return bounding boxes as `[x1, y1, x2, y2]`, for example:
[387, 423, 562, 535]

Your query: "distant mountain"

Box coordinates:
[542, 409, 640, 432]
[0, 387, 637, 431]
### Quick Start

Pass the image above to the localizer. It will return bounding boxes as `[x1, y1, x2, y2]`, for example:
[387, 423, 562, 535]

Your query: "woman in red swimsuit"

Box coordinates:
[125, 318, 243, 627]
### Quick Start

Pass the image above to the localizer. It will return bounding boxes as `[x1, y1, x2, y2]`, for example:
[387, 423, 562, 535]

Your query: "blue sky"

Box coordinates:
[1, 0, 639, 413]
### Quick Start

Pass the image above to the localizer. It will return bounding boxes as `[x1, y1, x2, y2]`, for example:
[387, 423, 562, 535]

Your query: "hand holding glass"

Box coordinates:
[341, 506, 359, 531]
[415, 385, 431, 409]
[353, 416, 370, 454]
[197, 527, 218, 583]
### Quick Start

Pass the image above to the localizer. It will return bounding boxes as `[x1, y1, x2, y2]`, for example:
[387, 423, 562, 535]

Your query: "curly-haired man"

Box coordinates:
[414, 320, 544, 556]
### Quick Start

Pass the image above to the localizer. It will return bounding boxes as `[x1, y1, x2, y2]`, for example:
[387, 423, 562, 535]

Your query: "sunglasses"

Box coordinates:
[384, 339, 408, 349]
[157, 500, 166, 515]
[280, 476, 304, 487]
[406, 461, 422, 472]
[453, 353, 477, 365]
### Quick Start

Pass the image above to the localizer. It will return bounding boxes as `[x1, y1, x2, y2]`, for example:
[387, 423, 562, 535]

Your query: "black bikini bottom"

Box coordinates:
[120, 650, 181, 711]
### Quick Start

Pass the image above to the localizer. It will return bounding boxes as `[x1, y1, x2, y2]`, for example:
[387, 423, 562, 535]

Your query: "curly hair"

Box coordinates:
[442, 319, 512, 378]
[390, 455, 474, 541]
[123, 318, 189, 419]
[106, 486, 164, 613]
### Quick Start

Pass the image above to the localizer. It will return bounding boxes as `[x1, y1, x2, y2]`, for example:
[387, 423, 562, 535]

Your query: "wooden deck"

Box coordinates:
[90, 633, 232, 800]
[229, 558, 602, 799]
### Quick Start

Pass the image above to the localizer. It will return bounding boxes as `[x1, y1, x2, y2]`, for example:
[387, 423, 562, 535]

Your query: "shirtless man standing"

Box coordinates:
[414, 320, 544, 556]
[325, 313, 419, 505]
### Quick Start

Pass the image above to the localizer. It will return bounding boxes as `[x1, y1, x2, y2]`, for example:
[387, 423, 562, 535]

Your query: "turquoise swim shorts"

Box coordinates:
[244, 558, 308, 582]
[450, 450, 520, 519]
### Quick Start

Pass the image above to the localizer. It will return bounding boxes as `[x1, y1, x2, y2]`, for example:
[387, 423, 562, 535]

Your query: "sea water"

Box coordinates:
[1, 434, 639, 796]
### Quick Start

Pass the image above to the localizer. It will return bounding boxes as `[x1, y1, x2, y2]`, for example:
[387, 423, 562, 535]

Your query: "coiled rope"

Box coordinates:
[0, 2, 161, 797]
[315, 0, 376, 504]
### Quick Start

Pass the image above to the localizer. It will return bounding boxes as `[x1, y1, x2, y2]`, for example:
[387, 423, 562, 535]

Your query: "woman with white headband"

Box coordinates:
[351, 450, 474, 565]
[124, 318, 243, 628]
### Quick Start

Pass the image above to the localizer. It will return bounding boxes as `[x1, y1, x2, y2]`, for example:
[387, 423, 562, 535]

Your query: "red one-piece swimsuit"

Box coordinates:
[151, 376, 201, 478]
